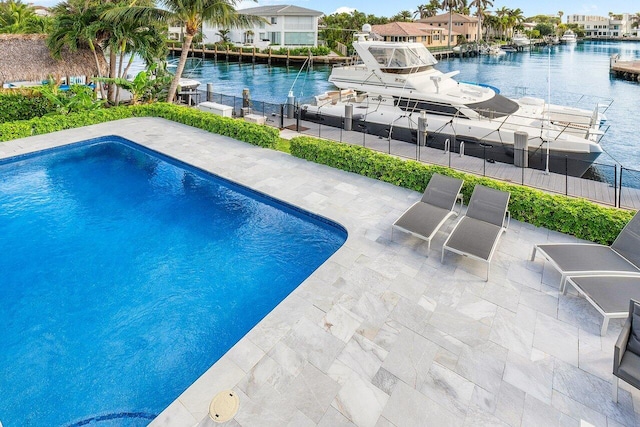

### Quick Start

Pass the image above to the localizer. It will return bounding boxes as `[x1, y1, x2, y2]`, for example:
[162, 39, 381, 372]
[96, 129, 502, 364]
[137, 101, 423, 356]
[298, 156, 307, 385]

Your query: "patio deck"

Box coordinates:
[4, 118, 639, 426]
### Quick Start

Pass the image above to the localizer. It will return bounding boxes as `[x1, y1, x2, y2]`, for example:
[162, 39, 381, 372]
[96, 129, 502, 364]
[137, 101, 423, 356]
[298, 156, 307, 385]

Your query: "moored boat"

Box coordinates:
[301, 27, 608, 177]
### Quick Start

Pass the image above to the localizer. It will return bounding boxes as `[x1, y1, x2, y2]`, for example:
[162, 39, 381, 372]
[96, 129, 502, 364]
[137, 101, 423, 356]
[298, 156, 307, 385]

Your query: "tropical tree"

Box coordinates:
[106, 0, 264, 103]
[48, 0, 110, 99]
[470, 0, 492, 41]
[630, 12, 640, 32]
[390, 10, 413, 22]
[216, 28, 231, 43]
[320, 11, 388, 52]
[0, 0, 51, 33]
[558, 10, 563, 24]
[440, 0, 464, 48]
[506, 8, 524, 39]
[494, 6, 509, 39]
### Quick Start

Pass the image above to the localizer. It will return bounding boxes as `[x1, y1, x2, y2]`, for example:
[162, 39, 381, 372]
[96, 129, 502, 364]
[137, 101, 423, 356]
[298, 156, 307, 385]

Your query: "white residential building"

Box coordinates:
[202, 5, 323, 49]
[567, 13, 636, 37]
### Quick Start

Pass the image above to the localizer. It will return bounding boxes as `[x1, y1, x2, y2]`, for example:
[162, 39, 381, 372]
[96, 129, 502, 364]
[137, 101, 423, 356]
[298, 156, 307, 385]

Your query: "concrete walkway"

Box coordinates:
[3, 118, 639, 426]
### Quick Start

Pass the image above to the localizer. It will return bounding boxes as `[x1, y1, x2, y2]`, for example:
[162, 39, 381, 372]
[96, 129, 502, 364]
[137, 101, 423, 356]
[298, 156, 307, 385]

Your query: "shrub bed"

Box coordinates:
[0, 89, 53, 122]
[0, 103, 279, 149]
[290, 135, 634, 244]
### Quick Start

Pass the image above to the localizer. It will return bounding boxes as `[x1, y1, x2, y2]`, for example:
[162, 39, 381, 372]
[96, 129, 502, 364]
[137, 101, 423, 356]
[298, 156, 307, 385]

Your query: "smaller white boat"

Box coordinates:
[488, 45, 506, 56]
[178, 78, 201, 90]
[560, 30, 578, 44]
[511, 33, 530, 47]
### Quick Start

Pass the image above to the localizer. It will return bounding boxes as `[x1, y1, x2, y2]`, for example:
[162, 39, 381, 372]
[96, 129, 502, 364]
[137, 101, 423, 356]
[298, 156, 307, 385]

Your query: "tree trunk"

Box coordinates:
[167, 34, 194, 103]
[108, 49, 117, 104]
[88, 40, 107, 101]
[448, 8, 452, 50]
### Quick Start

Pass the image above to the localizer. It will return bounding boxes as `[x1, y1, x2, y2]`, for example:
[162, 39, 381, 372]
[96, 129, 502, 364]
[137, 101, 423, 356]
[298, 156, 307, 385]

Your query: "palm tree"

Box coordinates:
[106, 0, 263, 103]
[440, 0, 463, 49]
[494, 6, 509, 40]
[0, 0, 49, 33]
[414, 4, 428, 20]
[48, 0, 110, 99]
[558, 10, 563, 25]
[507, 8, 524, 39]
[470, 0, 492, 42]
[630, 12, 640, 34]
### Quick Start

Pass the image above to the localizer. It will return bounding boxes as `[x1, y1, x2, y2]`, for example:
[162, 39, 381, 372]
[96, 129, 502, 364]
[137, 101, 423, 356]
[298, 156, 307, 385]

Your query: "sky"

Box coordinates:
[234, 0, 638, 19]
[30, 0, 639, 19]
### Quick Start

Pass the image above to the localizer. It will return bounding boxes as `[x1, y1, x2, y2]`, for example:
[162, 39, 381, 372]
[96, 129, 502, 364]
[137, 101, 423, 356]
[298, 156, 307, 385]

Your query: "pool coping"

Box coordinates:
[3, 118, 639, 427]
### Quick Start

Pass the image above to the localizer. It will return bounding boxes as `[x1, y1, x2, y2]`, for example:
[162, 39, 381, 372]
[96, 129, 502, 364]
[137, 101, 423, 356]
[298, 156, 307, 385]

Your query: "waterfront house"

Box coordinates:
[417, 12, 478, 43]
[371, 22, 457, 49]
[567, 13, 636, 38]
[201, 5, 323, 49]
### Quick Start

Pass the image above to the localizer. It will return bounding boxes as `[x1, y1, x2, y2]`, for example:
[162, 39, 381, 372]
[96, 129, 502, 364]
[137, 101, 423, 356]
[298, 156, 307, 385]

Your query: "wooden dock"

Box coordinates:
[169, 45, 457, 65]
[610, 54, 640, 81]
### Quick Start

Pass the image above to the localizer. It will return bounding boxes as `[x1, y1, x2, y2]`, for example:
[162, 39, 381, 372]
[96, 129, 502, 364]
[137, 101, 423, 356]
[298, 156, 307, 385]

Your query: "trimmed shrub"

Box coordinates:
[0, 89, 53, 123]
[132, 103, 279, 148]
[290, 136, 635, 244]
[0, 103, 279, 149]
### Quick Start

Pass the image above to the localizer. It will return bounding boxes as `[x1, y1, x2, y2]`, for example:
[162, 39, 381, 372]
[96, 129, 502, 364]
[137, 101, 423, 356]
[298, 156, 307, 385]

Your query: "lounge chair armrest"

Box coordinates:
[503, 210, 511, 230]
[455, 193, 464, 216]
[614, 318, 632, 372]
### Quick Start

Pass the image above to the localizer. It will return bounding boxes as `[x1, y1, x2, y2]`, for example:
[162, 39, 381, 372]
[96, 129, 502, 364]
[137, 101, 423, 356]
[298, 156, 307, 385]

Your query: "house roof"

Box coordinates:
[418, 12, 477, 23]
[0, 34, 108, 84]
[238, 5, 323, 17]
[372, 22, 456, 37]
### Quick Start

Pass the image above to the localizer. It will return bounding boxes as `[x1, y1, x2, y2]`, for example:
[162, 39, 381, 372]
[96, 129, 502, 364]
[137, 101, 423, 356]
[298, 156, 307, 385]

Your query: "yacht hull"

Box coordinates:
[300, 109, 600, 177]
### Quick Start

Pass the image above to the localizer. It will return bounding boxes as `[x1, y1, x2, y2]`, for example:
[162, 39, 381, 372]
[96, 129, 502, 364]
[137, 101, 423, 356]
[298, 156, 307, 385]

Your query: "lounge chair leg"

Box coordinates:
[486, 263, 490, 282]
[601, 317, 609, 336]
[427, 239, 431, 255]
[612, 377, 619, 402]
[530, 246, 537, 262]
[441, 248, 445, 264]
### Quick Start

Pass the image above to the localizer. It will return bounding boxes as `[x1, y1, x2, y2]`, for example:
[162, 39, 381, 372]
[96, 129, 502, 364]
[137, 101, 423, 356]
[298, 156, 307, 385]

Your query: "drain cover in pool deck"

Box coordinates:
[209, 390, 239, 423]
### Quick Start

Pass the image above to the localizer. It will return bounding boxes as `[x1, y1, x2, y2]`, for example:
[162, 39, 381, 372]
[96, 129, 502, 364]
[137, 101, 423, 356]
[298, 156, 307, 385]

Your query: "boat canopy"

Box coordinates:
[367, 44, 438, 73]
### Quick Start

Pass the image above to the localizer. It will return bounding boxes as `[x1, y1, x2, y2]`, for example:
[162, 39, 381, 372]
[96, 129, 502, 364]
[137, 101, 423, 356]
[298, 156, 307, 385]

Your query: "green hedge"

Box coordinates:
[133, 103, 278, 148]
[0, 89, 53, 123]
[0, 103, 279, 149]
[290, 136, 635, 244]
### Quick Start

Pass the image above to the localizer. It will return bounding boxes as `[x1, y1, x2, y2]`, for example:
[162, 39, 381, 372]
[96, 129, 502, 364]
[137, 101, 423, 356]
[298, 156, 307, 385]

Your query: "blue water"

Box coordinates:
[0, 137, 346, 426]
[174, 40, 640, 169]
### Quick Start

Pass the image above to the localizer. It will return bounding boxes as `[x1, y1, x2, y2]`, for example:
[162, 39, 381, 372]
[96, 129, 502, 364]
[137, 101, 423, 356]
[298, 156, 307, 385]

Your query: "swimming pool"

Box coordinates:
[0, 136, 347, 426]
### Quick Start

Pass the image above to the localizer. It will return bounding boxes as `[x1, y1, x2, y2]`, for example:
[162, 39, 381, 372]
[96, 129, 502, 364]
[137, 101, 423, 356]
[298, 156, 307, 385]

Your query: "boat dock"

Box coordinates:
[169, 45, 460, 65]
[610, 54, 640, 81]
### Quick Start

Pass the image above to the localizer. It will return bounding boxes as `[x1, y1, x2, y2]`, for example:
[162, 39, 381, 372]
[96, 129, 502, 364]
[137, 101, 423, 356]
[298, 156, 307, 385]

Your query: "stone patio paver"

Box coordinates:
[3, 118, 638, 426]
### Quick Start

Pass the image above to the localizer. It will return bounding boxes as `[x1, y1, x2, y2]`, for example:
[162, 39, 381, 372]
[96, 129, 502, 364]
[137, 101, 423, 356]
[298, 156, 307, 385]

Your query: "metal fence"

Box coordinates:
[181, 88, 640, 210]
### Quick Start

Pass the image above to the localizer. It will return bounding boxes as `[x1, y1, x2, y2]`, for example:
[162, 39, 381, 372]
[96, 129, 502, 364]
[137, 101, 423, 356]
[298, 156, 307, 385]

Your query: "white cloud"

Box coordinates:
[333, 7, 357, 14]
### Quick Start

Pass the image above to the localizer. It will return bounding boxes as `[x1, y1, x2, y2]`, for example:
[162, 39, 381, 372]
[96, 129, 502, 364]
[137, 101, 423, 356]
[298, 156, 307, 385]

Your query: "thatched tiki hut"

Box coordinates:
[0, 34, 108, 87]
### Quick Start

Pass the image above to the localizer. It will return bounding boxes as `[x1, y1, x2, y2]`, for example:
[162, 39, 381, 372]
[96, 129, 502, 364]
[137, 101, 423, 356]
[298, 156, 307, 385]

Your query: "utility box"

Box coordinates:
[197, 102, 233, 117]
[244, 114, 266, 125]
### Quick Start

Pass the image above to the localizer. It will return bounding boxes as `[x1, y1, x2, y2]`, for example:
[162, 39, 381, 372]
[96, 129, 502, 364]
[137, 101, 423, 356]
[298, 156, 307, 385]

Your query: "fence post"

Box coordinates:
[206, 83, 213, 102]
[565, 157, 568, 196]
[279, 104, 284, 129]
[614, 165, 618, 208]
[619, 167, 623, 208]
[295, 103, 300, 132]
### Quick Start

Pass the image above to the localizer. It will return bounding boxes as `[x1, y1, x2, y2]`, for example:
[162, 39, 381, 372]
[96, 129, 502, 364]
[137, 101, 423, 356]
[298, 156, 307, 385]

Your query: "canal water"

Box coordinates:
[173, 40, 640, 171]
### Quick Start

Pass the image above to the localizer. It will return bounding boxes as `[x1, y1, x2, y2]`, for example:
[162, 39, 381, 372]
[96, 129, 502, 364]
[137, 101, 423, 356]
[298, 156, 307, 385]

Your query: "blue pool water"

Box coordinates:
[0, 137, 346, 426]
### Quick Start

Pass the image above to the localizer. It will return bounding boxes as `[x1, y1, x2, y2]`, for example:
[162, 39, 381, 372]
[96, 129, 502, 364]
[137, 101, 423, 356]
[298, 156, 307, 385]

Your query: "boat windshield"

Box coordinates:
[368, 45, 437, 69]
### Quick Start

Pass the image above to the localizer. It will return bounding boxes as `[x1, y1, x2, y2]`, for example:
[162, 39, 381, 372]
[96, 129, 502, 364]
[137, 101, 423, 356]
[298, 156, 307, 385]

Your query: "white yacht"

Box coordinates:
[511, 33, 531, 47]
[301, 28, 607, 177]
[560, 30, 578, 44]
